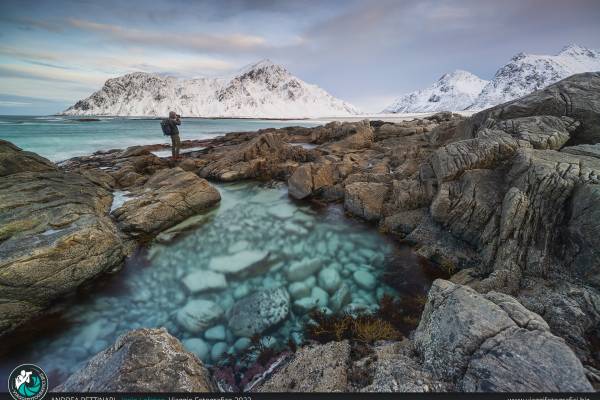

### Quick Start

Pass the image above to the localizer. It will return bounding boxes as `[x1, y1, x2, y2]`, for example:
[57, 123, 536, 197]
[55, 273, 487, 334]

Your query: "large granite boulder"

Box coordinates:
[112, 167, 221, 237]
[228, 287, 290, 336]
[414, 280, 593, 392]
[0, 141, 125, 335]
[55, 328, 215, 392]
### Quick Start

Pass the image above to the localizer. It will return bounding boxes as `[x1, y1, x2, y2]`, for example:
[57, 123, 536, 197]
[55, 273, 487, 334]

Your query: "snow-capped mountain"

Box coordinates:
[469, 44, 600, 110]
[61, 60, 360, 118]
[382, 70, 488, 113]
[384, 44, 600, 113]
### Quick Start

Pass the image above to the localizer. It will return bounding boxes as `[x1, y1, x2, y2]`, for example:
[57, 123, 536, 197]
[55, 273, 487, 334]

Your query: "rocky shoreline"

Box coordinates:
[1, 72, 600, 392]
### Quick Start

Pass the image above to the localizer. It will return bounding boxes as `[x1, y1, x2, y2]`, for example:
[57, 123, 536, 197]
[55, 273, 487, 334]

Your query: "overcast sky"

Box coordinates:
[1, 0, 599, 114]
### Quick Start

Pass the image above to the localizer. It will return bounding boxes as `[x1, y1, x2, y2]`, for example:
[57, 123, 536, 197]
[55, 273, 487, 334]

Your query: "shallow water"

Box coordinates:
[0, 181, 432, 387]
[0, 116, 319, 161]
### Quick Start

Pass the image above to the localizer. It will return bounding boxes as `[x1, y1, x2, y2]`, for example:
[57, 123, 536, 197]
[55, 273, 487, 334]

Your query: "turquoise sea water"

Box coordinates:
[0, 116, 433, 388]
[0, 182, 432, 387]
[0, 115, 320, 162]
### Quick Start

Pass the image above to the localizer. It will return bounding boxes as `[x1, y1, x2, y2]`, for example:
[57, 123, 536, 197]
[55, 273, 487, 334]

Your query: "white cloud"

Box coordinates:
[66, 18, 269, 53]
[0, 100, 30, 106]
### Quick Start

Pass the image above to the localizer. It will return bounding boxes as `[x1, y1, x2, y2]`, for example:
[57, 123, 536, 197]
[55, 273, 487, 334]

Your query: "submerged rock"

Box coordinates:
[318, 267, 342, 293]
[286, 258, 321, 281]
[211, 341, 229, 362]
[228, 288, 290, 337]
[208, 250, 270, 277]
[353, 270, 376, 290]
[183, 338, 210, 362]
[182, 270, 227, 294]
[55, 328, 215, 392]
[329, 284, 352, 312]
[204, 325, 227, 341]
[176, 299, 224, 334]
[288, 281, 311, 300]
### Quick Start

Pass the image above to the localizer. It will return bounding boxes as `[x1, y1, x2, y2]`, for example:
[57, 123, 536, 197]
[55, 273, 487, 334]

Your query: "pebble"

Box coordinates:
[330, 284, 352, 312]
[234, 337, 252, 352]
[293, 297, 319, 313]
[311, 286, 329, 306]
[183, 338, 210, 362]
[205, 325, 227, 341]
[182, 270, 227, 294]
[288, 282, 310, 300]
[211, 341, 229, 362]
[318, 267, 342, 293]
[286, 259, 321, 281]
[353, 270, 377, 290]
[176, 300, 224, 334]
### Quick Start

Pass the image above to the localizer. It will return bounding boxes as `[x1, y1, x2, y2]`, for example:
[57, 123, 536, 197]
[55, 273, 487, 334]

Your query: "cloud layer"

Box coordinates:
[0, 0, 599, 113]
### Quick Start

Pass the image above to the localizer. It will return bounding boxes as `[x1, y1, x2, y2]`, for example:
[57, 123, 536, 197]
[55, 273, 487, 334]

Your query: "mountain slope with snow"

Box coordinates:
[61, 60, 360, 118]
[384, 44, 600, 113]
[469, 44, 600, 110]
[382, 70, 488, 113]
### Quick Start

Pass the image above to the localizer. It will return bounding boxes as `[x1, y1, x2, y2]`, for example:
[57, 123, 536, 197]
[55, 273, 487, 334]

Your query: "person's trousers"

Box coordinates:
[171, 134, 181, 158]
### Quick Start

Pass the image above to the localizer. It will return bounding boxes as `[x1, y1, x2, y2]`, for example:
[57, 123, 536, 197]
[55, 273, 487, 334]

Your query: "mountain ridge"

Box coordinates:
[384, 44, 600, 113]
[61, 60, 360, 118]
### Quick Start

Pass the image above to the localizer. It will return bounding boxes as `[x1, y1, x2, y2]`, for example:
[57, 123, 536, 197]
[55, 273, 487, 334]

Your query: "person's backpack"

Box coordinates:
[160, 119, 172, 136]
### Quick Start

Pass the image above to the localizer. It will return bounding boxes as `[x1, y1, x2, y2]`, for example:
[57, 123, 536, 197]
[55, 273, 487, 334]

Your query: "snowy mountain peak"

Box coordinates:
[469, 44, 600, 110]
[61, 60, 360, 118]
[382, 69, 488, 113]
[385, 44, 600, 113]
[558, 44, 598, 58]
[235, 59, 286, 77]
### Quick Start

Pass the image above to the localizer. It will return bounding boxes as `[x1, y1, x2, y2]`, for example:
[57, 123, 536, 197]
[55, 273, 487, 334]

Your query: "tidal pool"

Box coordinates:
[0, 181, 432, 386]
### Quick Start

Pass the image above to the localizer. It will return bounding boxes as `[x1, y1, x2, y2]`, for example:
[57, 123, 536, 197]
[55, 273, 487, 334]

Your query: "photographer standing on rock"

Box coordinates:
[167, 111, 181, 159]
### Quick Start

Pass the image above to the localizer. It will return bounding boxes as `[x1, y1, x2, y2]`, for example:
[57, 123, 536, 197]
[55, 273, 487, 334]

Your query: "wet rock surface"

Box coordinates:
[112, 167, 221, 237]
[0, 141, 125, 336]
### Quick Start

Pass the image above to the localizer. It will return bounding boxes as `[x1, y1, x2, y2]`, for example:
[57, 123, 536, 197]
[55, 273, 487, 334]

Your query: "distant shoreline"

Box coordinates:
[49, 111, 475, 123]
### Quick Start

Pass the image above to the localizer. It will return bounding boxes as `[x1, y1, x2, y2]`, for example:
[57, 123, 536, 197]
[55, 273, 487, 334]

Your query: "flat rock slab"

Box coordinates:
[182, 270, 227, 294]
[228, 288, 290, 337]
[208, 250, 270, 277]
[54, 328, 214, 392]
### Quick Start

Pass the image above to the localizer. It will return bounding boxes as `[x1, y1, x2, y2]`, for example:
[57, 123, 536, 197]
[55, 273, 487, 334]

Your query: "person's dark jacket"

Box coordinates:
[168, 117, 181, 135]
